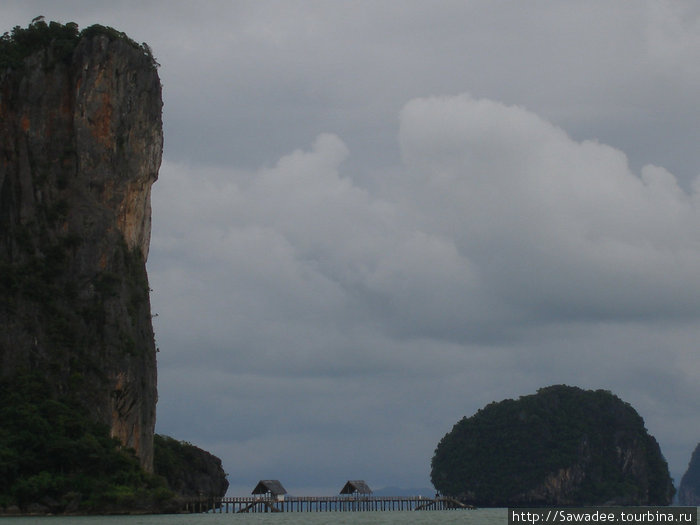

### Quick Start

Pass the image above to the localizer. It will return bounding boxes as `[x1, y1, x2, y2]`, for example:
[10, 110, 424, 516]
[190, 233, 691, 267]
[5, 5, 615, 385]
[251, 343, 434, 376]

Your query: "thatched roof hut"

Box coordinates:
[340, 480, 372, 495]
[252, 480, 287, 499]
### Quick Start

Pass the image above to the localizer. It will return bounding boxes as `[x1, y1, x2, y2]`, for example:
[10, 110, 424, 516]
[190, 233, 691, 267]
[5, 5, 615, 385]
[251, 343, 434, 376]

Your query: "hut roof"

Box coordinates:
[340, 480, 372, 495]
[252, 480, 287, 496]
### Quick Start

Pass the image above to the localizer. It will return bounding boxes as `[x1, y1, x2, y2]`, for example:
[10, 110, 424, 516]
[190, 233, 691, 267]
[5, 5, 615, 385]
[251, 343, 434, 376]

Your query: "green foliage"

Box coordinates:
[153, 435, 204, 494]
[0, 233, 84, 355]
[0, 231, 150, 357]
[0, 372, 173, 513]
[153, 434, 228, 497]
[1, 19, 158, 71]
[0, 19, 79, 69]
[430, 385, 675, 506]
[154, 435, 188, 486]
[80, 23, 160, 67]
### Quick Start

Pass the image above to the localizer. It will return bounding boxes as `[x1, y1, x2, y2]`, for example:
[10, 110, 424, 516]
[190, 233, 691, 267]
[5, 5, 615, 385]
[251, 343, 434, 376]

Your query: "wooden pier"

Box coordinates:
[182, 495, 474, 513]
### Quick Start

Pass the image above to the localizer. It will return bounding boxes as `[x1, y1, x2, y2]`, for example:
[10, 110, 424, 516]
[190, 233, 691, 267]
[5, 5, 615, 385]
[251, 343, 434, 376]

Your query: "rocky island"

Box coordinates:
[0, 20, 226, 514]
[431, 385, 675, 506]
[678, 442, 700, 505]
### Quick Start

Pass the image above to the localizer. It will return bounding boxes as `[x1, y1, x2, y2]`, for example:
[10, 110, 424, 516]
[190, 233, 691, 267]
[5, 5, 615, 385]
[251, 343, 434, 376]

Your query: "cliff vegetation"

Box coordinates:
[0, 372, 173, 514]
[0, 371, 229, 513]
[154, 435, 229, 499]
[431, 385, 675, 506]
[0, 17, 158, 70]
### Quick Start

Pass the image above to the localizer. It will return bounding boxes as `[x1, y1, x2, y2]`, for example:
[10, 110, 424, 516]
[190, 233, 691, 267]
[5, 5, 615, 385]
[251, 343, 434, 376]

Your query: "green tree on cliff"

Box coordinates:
[0, 373, 173, 512]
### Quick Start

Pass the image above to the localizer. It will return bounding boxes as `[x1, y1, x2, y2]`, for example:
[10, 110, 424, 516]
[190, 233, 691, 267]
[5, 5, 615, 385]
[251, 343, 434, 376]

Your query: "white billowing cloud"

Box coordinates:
[153, 92, 700, 353]
[152, 130, 484, 355]
[399, 94, 700, 324]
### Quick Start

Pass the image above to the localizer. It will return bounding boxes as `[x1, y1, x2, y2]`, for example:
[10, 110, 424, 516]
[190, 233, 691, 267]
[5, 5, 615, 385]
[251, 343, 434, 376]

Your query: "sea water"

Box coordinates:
[0, 509, 506, 525]
[2, 509, 698, 524]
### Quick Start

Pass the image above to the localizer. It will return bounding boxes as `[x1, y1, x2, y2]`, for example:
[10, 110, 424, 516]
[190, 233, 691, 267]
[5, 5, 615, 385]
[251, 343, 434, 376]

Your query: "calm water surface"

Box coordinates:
[3, 509, 698, 525]
[0, 509, 505, 524]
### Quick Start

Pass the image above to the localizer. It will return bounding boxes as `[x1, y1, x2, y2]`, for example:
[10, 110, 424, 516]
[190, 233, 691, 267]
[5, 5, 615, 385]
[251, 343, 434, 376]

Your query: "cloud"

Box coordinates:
[399, 94, 700, 325]
[149, 93, 700, 489]
[156, 93, 700, 349]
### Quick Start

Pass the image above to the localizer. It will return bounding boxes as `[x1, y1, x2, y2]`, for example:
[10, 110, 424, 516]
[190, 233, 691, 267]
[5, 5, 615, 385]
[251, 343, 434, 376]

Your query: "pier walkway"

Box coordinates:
[183, 495, 474, 513]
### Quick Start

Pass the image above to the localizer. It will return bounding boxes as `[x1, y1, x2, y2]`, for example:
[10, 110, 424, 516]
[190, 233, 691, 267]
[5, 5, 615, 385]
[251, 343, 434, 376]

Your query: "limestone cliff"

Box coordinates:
[431, 385, 675, 506]
[0, 22, 162, 470]
[678, 443, 700, 505]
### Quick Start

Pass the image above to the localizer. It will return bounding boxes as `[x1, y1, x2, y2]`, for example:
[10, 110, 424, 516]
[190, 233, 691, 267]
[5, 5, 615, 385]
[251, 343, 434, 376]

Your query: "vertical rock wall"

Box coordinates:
[0, 30, 162, 471]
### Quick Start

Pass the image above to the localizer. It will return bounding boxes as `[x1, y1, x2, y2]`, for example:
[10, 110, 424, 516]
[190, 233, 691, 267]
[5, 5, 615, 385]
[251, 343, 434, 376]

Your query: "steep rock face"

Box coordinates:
[154, 435, 230, 499]
[0, 28, 162, 470]
[431, 385, 675, 506]
[678, 443, 700, 505]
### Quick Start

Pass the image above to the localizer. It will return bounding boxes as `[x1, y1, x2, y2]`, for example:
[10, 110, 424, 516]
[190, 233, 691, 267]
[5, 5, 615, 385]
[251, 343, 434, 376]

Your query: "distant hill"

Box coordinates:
[431, 385, 675, 506]
[678, 442, 700, 505]
[372, 486, 435, 497]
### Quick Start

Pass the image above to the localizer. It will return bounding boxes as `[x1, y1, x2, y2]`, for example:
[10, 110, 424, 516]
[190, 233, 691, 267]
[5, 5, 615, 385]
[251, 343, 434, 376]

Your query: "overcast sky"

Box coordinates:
[4, 1, 700, 496]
